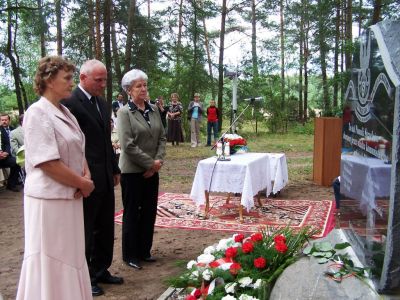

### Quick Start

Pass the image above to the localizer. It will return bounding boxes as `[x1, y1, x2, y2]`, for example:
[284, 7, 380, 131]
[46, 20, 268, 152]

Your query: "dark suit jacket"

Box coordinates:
[0, 127, 11, 154]
[62, 87, 120, 191]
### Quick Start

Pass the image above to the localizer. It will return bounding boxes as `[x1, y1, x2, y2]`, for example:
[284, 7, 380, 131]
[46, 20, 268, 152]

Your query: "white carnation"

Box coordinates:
[238, 295, 259, 300]
[186, 260, 197, 269]
[202, 269, 213, 281]
[216, 238, 234, 251]
[197, 253, 215, 265]
[225, 282, 237, 294]
[203, 245, 216, 255]
[238, 277, 253, 287]
[189, 270, 199, 280]
[252, 279, 263, 289]
[221, 295, 237, 300]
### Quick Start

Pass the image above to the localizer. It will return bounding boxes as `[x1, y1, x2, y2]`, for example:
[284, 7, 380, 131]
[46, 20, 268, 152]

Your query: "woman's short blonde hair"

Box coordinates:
[121, 69, 148, 92]
[34, 56, 75, 96]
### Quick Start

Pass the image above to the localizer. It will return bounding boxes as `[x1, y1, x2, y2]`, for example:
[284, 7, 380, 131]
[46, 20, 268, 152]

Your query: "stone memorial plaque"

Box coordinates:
[341, 20, 400, 293]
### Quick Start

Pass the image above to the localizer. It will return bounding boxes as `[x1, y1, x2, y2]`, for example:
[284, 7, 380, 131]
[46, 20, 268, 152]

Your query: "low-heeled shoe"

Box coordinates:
[126, 260, 142, 270]
[91, 284, 104, 297]
[141, 256, 157, 262]
[97, 274, 124, 284]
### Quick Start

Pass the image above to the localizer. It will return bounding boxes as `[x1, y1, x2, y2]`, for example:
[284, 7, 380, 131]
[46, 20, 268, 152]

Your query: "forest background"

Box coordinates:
[1, 0, 399, 137]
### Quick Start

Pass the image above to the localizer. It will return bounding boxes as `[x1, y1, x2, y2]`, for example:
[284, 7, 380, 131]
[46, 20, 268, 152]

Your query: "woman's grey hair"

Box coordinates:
[121, 69, 148, 92]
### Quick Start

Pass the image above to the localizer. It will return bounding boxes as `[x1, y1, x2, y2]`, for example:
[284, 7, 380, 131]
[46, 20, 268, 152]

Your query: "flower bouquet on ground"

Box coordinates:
[223, 134, 248, 155]
[168, 226, 316, 300]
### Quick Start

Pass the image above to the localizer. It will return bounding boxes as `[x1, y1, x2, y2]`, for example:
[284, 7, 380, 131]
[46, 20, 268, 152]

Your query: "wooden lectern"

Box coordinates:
[313, 117, 342, 186]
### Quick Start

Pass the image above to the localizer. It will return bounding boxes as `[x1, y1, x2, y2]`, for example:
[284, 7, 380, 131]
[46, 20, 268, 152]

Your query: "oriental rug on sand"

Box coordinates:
[114, 192, 335, 238]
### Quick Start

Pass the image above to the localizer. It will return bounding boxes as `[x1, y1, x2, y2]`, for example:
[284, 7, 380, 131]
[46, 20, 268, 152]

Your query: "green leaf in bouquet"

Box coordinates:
[323, 251, 334, 258]
[312, 251, 328, 257]
[303, 244, 313, 255]
[315, 241, 334, 252]
[334, 242, 351, 250]
[317, 257, 330, 264]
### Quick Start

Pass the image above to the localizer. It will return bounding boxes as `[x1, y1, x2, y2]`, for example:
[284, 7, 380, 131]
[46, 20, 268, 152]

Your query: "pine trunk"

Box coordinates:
[95, 0, 102, 60]
[124, 0, 136, 73]
[56, 0, 62, 55]
[104, 0, 112, 104]
[6, 1, 24, 115]
[111, 7, 122, 85]
[371, 0, 382, 24]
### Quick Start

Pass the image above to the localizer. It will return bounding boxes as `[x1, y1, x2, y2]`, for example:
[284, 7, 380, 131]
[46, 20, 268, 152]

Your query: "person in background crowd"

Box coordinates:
[0, 114, 22, 192]
[112, 93, 125, 114]
[10, 114, 24, 156]
[16, 55, 94, 300]
[187, 93, 203, 148]
[63, 59, 123, 297]
[152, 96, 168, 130]
[118, 69, 166, 270]
[205, 99, 219, 146]
[0, 113, 14, 140]
[166, 93, 184, 146]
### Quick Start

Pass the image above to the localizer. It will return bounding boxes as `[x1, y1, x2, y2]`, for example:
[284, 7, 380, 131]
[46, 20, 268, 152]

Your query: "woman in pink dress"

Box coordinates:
[16, 56, 95, 300]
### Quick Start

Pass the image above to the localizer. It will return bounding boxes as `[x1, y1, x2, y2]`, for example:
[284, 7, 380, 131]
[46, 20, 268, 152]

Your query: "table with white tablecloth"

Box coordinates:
[266, 153, 289, 194]
[190, 153, 273, 214]
[340, 154, 391, 212]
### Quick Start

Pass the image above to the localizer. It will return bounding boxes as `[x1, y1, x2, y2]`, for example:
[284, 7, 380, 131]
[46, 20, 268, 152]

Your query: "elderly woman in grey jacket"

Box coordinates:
[118, 69, 166, 270]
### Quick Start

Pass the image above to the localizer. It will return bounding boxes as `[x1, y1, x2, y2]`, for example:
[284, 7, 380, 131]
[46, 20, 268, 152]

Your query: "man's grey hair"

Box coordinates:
[121, 69, 148, 92]
[80, 59, 106, 75]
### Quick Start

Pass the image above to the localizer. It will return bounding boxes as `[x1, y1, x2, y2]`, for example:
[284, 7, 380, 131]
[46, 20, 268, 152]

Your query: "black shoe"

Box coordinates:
[126, 259, 142, 270]
[92, 284, 104, 297]
[97, 273, 124, 285]
[141, 256, 157, 262]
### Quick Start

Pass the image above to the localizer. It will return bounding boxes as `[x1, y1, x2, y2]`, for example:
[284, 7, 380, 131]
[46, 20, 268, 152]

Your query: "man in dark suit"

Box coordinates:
[0, 114, 21, 192]
[0, 113, 15, 138]
[112, 93, 124, 115]
[62, 59, 123, 297]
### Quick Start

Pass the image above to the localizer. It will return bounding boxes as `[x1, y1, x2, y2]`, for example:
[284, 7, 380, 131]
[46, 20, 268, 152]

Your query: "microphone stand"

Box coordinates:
[211, 101, 254, 151]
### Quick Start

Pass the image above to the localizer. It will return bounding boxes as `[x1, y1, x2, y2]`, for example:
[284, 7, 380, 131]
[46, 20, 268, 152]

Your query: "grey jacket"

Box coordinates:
[117, 102, 166, 173]
[10, 126, 24, 156]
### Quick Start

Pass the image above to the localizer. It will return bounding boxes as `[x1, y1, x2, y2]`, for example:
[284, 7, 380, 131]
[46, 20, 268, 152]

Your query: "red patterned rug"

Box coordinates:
[114, 192, 335, 238]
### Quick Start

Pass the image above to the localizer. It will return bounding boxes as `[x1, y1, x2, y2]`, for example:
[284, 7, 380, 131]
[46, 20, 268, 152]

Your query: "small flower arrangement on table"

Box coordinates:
[168, 227, 316, 300]
[223, 134, 248, 155]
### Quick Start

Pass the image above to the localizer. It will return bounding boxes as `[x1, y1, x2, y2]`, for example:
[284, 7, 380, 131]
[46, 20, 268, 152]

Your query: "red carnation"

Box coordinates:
[234, 234, 245, 243]
[225, 247, 238, 258]
[186, 295, 197, 300]
[254, 257, 267, 269]
[274, 234, 286, 244]
[193, 289, 202, 298]
[229, 262, 242, 275]
[275, 242, 288, 253]
[242, 241, 254, 253]
[251, 232, 263, 242]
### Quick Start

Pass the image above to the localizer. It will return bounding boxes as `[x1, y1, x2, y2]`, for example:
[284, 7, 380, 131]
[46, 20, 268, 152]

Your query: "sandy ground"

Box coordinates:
[0, 152, 333, 300]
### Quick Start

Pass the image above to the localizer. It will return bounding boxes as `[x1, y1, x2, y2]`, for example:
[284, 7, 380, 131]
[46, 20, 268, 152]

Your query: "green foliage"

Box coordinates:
[290, 121, 314, 134]
[303, 240, 373, 285]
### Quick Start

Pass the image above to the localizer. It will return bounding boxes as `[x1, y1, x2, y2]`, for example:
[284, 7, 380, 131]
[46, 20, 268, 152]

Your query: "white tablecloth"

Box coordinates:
[340, 155, 391, 211]
[266, 153, 289, 194]
[190, 153, 272, 211]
